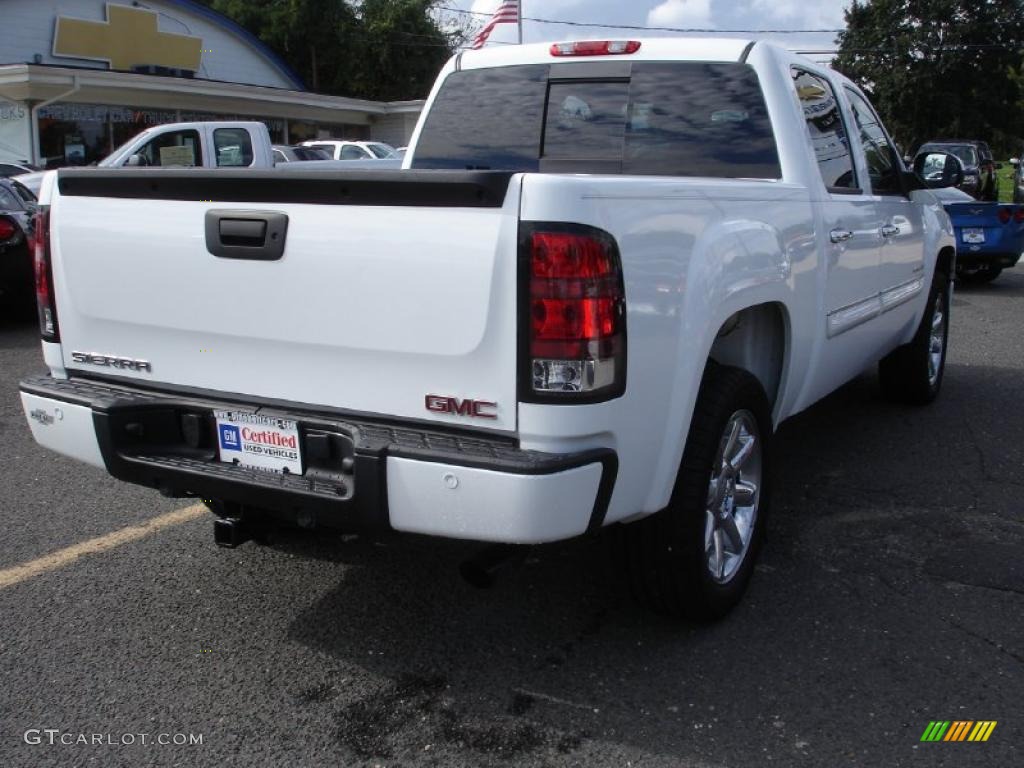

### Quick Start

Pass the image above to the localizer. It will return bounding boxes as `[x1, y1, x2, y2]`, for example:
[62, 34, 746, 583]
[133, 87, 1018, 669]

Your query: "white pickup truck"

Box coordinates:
[20, 39, 961, 619]
[99, 121, 275, 168]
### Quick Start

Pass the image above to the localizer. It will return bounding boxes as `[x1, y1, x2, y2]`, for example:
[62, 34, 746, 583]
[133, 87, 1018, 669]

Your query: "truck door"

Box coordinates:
[843, 87, 926, 337]
[791, 67, 886, 394]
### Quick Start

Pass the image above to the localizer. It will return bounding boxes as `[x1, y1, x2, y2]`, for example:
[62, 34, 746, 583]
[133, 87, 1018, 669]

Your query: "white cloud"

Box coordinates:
[747, 0, 849, 30]
[646, 0, 714, 28]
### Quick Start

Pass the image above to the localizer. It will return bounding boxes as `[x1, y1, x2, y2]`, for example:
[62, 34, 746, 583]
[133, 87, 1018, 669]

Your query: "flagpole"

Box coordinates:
[517, 0, 523, 44]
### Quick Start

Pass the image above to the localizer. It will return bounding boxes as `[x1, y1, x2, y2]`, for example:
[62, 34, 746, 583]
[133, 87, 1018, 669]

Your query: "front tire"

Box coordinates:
[879, 269, 949, 404]
[617, 363, 772, 620]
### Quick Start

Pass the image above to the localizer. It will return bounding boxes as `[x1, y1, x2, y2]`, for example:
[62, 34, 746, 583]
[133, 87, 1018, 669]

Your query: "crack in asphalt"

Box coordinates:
[941, 579, 1024, 598]
[875, 573, 1024, 668]
[963, 417, 1024, 489]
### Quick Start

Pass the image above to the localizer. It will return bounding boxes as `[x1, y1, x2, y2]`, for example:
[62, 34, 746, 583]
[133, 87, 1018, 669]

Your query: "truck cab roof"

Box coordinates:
[456, 37, 760, 69]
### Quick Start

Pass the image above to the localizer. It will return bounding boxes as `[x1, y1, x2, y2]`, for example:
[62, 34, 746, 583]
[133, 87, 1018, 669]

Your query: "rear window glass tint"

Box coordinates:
[413, 62, 780, 179]
[624, 63, 779, 178]
[544, 80, 629, 161]
[413, 65, 547, 171]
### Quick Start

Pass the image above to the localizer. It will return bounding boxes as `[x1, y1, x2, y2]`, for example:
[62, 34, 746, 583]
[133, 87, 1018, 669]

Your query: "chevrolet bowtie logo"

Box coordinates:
[53, 3, 202, 72]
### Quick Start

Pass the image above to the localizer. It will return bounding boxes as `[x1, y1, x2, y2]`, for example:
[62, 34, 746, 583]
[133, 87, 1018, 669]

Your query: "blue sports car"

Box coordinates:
[933, 187, 1024, 283]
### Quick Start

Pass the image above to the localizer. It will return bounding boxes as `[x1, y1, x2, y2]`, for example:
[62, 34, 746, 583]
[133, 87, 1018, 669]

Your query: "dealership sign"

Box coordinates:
[52, 3, 203, 72]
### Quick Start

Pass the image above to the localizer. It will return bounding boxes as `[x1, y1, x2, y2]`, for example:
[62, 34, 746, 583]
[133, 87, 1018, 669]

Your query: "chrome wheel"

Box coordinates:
[928, 291, 945, 387]
[705, 410, 762, 584]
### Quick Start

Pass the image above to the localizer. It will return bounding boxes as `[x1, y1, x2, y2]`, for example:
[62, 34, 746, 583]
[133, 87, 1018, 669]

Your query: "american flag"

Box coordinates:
[471, 0, 520, 49]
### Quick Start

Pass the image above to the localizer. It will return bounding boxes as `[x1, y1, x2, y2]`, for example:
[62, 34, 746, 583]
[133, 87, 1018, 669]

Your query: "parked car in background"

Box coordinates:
[299, 140, 399, 160]
[914, 140, 1000, 201]
[1010, 155, 1024, 204]
[101, 122, 276, 168]
[272, 145, 331, 163]
[12, 121, 279, 196]
[0, 177, 36, 315]
[11, 172, 42, 197]
[0, 161, 39, 178]
[929, 181, 1024, 284]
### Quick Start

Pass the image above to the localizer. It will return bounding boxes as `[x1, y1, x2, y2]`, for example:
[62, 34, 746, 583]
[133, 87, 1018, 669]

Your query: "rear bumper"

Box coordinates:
[955, 250, 1022, 269]
[19, 375, 616, 544]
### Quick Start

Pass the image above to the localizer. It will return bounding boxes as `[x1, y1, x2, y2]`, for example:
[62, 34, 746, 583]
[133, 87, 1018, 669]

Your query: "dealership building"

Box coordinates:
[0, 0, 424, 167]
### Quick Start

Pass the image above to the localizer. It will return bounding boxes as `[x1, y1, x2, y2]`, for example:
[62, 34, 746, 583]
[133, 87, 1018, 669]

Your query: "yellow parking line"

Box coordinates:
[0, 504, 206, 590]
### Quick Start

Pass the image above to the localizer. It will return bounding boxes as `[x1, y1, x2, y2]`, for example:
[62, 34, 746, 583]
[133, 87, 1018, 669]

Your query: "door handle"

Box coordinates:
[205, 210, 288, 260]
[829, 228, 854, 244]
[880, 224, 901, 238]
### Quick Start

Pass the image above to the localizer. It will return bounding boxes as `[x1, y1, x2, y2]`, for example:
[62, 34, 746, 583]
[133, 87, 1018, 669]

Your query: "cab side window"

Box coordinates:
[310, 143, 336, 158]
[844, 88, 903, 195]
[213, 128, 254, 167]
[340, 145, 368, 160]
[137, 129, 200, 167]
[791, 68, 857, 192]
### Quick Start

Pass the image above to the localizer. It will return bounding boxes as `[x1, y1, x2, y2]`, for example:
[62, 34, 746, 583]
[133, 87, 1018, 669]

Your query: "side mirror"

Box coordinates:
[125, 153, 145, 167]
[1010, 158, 1020, 167]
[912, 151, 964, 189]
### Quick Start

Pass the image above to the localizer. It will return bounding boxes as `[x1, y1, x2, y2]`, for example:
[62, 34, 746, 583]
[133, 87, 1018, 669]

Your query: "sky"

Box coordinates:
[440, 0, 854, 62]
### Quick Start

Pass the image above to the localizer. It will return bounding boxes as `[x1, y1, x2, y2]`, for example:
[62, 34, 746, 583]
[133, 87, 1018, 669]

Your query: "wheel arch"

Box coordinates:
[707, 301, 791, 422]
[936, 244, 955, 279]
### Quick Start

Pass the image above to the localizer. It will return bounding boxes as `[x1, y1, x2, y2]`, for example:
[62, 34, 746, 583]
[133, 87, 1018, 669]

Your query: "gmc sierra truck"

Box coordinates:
[20, 39, 961, 619]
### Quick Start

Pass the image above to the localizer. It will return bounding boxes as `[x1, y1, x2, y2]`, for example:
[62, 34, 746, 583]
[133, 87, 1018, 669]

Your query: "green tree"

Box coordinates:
[201, 0, 464, 100]
[354, 0, 459, 102]
[834, 0, 1024, 156]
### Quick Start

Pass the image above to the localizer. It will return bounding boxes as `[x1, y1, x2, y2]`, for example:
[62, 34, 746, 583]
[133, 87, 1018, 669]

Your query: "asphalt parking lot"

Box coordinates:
[1, 269, 1021, 768]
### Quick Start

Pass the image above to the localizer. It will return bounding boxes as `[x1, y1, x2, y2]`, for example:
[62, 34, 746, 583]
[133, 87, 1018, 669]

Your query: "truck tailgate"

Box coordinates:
[49, 170, 521, 432]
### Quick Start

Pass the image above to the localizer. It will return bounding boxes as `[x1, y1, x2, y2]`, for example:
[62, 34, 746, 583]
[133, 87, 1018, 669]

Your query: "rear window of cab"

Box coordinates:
[412, 62, 781, 179]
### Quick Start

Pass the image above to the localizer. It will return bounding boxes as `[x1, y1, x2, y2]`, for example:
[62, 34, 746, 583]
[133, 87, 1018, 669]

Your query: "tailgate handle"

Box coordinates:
[205, 210, 288, 261]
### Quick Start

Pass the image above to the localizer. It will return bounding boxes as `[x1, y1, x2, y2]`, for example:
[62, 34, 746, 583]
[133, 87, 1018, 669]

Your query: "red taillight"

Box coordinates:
[1014, 207, 1024, 224]
[998, 207, 1012, 224]
[33, 207, 59, 342]
[525, 225, 625, 399]
[0, 216, 16, 242]
[550, 40, 641, 57]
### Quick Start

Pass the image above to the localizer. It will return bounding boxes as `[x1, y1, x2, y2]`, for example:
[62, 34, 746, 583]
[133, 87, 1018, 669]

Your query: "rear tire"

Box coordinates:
[616, 363, 772, 621]
[879, 269, 949, 404]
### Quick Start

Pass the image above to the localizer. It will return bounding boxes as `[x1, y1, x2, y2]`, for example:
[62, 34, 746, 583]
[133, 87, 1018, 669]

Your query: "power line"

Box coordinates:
[437, 5, 1024, 37]
[435, 5, 844, 34]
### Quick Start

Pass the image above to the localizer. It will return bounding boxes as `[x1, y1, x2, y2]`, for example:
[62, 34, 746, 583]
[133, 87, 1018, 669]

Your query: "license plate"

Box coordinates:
[214, 410, 302, 474]
[962, 228, 985, 244]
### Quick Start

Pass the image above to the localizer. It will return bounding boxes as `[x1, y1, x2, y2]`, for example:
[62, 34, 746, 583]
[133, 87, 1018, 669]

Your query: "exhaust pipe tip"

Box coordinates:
[459, 559, 497, 589]
[459, 544, 528, 589]
[213, 517, 250, 548]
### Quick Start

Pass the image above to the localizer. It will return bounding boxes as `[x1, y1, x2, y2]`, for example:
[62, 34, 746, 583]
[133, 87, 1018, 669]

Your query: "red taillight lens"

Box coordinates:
[1014, 207, 1024, 224]
[550, 40, 641, 57]
[997, 207, 1012, 224]
[0, 216, 16, 242]
[33, 207, 59, 342]
[524, 225, 625, 399]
